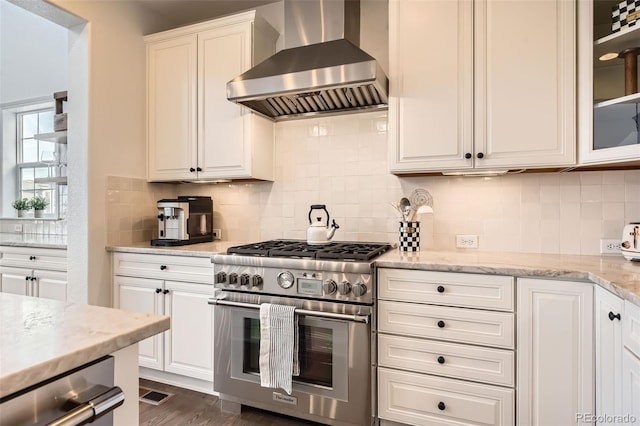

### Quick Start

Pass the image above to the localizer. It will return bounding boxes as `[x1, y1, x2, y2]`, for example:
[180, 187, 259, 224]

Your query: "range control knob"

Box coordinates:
[277, 271, 295, 289]
[251, 275, 263, 287]
[215, 272, 227, 284]
[352, 282, 368, 297]
[240, 273, 250, 286]
[323, 279, 337, 295]
[338, 280, 352, 295]
[228, 273, 238, 285]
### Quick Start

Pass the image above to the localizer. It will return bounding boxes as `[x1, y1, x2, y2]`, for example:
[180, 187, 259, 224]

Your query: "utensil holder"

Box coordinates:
[399, 221, 420, 251]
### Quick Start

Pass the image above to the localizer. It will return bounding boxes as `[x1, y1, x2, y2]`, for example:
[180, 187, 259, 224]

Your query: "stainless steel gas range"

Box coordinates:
[209, 240, 392, 426]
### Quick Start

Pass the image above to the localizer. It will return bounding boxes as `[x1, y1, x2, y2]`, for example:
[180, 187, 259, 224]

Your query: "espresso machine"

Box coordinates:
[151, 196, 213, 246]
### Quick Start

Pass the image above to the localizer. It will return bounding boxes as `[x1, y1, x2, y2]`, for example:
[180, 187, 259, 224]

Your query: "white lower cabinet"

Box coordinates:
[517, 278, 593, 426]
[113, 252, 214, 392]
[377, 269, 515, 426]
[623, 301, 640, 426]
[0, 246, 67, 301]
[595, 286, 624, 424]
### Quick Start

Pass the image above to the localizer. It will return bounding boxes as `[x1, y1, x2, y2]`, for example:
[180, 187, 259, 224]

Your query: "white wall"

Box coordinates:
[45, 0, 172, 306]
[0, 0, 68, 104]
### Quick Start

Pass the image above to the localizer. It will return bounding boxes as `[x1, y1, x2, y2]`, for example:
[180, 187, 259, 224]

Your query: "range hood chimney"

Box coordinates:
[226, 0, 388, 121]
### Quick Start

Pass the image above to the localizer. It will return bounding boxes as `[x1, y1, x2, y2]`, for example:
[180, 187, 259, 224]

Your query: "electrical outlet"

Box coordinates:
[456, 234, 479, 249]
[212, 229, 222, 240]
[600, 239, 622, 255]
[14, 224, 23, 232]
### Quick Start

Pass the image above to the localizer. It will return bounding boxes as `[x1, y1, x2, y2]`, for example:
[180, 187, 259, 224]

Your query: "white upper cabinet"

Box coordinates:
[146, 11, 277, 182]
[389, 0, 576, 174]
[578, 1, 640, 166]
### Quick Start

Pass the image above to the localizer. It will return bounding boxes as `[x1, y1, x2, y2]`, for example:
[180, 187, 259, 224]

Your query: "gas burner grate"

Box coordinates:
[227, 240, 392, 262]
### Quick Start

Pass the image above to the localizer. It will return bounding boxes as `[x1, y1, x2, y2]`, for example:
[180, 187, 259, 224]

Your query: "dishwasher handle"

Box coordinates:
[46, 386, 125, 426]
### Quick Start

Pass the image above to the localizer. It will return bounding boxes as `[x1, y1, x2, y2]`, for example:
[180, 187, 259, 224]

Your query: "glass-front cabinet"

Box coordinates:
[579, 0, 640, 165]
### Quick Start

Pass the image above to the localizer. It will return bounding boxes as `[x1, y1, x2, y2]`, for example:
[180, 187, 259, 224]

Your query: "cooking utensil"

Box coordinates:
[410, 188, 433, 209]
[399, 197, 414, 221]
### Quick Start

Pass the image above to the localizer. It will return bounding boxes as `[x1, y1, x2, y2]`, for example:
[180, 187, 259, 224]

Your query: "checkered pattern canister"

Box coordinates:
[613, 0, 640, 32]
[399, 221, 420, 251]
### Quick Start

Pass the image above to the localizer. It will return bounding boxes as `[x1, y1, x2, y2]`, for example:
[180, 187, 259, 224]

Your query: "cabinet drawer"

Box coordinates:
[379, 334, 514, 387]
[378, 301, 514, 349]
[113, 253, 213, 284]
[378, 367, 514, 426]
[0, 246, 67, 271]
[378, 269, 514, 311]
[624, 300, 640, 358]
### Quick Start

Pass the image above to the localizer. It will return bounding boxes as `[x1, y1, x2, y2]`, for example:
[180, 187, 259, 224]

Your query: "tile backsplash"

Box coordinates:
[103, 111, 639, 255]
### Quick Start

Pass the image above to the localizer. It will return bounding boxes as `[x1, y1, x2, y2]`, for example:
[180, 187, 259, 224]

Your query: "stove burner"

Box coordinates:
[227, 240, 392, 262]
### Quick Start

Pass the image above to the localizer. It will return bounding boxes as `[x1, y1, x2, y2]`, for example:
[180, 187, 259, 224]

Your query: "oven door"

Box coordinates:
[211, 291, 373, 426]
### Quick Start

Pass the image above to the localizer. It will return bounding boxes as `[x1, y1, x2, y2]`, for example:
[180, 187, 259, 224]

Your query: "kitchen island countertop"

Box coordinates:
[376, 249, 640, 307]
[0, 293, 169, 399]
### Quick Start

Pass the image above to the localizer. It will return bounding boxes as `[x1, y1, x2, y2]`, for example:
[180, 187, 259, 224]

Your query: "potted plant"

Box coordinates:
[30, 195, 49, 218]
[12, 198, 32, 217]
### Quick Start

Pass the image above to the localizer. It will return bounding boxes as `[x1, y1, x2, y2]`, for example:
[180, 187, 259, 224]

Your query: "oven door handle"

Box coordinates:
[208, 297, 370, 324]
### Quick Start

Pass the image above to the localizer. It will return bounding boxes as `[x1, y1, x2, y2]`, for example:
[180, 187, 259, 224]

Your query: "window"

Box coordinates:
[16, 107, 67, 218]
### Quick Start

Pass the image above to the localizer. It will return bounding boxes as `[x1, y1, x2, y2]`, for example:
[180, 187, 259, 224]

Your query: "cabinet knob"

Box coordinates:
[160, 265, 167, 270]
[609, 311, 621, 321]
[437, 285, 445, 293]
[437, 320, 446, 328]
[163, 289, 169, 295]
[155, 288, 162, 293]
[189, 167, 196, 172]
[464, 153, 472, 159]
[25, 276, 30, 281]
[29, 256, 36, 260]
[438, 402, 446, 411]
[477, 152, 484, 159]
[437, 356, 445, 364]
[196, 167, 202, 172]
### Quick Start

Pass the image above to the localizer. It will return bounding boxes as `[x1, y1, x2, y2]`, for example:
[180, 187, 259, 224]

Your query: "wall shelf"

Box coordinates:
[594, 25, 640, 58]
[594, 92, 640, 108]
[33, 131, 67, 144]
[34, 176, 67, 185]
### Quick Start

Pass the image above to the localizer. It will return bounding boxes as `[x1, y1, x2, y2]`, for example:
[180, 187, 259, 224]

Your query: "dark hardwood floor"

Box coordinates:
[139, 379, 320, 426]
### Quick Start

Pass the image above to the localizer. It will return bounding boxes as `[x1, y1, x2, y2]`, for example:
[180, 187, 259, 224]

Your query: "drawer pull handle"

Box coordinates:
[155, 288, 162, 293]
[29, 256, 36, 260]
[437, 320, 446, 328]
[609, 311, 621, 321]
[160, 265, 167, 270]
[437, 356, 445, 364]
[438, 401, 446, 411]
[437, 285, 445, 293]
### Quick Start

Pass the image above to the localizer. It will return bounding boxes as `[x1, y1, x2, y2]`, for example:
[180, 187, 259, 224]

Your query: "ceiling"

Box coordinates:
[133, 0, 280, 28]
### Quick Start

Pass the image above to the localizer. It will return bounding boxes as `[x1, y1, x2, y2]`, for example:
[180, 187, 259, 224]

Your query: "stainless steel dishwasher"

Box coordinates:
[0, 356, 124, 426]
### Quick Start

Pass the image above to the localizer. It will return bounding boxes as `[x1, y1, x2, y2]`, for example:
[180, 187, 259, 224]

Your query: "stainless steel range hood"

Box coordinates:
[227, 0, 388, 121]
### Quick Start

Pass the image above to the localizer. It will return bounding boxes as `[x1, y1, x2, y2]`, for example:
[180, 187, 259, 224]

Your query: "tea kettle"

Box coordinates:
[307, 204, 339, 245]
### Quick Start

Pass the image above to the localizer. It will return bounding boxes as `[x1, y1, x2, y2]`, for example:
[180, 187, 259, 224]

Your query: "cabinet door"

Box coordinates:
[622, 349, 640, 426]
[595, 286, 624, 422]
[117, 275, 164, 370]
[163, 281, 214, 381]
[388, 0, 474, 173]
[0, 267, 31, 296]
[517, 278, 593, 426]
[198, 22, 259, 179]
[34, 269, 67, 301]
[147, 34, 198, 181]
[474, 0, 576, 169]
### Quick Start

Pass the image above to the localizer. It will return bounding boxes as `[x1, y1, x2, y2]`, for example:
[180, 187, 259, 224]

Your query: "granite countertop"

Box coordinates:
[0, 293, 169, 399]
[107, 241, 640, 306]
[376, 249, 640, 306]
[0, 233, 67, 249]
[106, 240, 241, 257]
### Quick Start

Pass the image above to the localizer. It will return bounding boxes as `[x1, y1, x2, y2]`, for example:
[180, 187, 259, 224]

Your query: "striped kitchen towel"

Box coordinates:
[259, 303, 299, 394]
